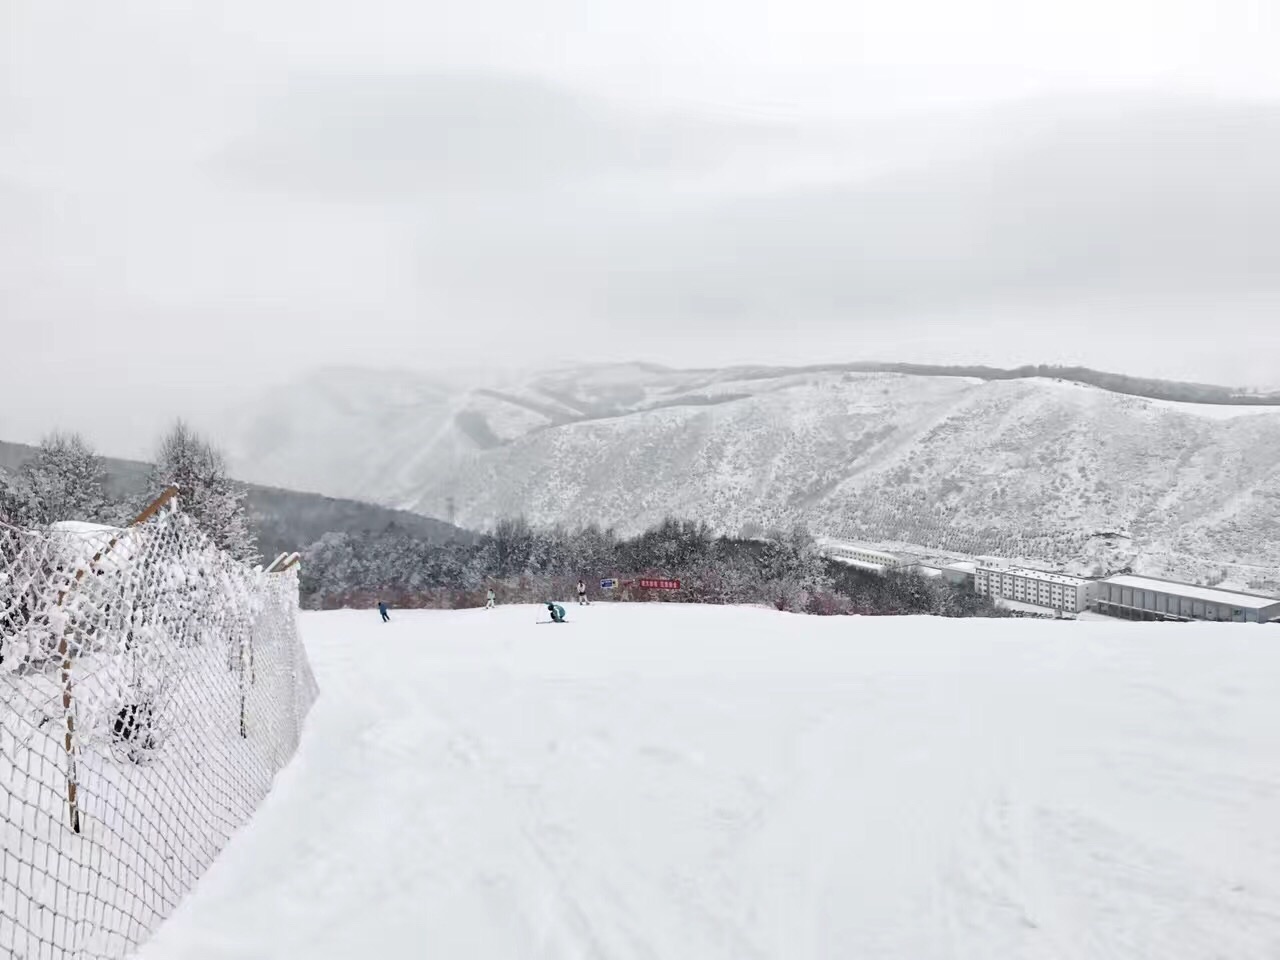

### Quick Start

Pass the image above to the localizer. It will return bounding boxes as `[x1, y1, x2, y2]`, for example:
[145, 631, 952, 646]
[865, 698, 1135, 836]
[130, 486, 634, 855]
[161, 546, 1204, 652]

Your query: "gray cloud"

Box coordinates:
[3, 0, 1280, 456]
[222, 74, 791, 199]
[409, 94, 1280, 329]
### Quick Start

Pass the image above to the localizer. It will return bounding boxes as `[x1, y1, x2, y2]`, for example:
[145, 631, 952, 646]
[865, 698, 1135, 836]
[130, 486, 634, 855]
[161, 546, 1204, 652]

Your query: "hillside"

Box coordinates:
[0, 440, 470, 559]
[218, 365, 1280, 592]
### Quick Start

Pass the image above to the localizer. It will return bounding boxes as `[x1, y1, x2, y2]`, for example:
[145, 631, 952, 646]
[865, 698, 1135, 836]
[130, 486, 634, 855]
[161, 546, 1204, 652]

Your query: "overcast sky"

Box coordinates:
[3, 0, 1279, 455]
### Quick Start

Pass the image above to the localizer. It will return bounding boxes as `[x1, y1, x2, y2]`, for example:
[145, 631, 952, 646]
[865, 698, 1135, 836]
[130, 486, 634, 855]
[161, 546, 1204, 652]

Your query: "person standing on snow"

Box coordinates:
[486, 587, 496, 610]
[577, 579, 589, 605]
[378, 601, 390, 623]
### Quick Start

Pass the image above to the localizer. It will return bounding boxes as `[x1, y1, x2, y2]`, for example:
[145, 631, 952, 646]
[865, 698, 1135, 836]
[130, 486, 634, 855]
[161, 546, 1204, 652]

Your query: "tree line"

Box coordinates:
[1, 429, 1009, 619]
[301, 516, 1009, 618]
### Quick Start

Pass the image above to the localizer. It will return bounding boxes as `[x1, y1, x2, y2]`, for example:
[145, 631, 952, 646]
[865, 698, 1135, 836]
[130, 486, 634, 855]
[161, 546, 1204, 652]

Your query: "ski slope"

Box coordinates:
[138, 605, 1280, 959]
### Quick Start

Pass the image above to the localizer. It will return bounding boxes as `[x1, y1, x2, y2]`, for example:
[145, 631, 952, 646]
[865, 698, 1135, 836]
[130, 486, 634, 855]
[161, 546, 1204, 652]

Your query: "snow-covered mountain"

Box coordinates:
[221, 363, 1280, 591]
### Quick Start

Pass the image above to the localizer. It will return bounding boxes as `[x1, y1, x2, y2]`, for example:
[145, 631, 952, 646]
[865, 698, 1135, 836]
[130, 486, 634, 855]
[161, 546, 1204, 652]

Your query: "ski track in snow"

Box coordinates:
[138, 605, 1280, 959]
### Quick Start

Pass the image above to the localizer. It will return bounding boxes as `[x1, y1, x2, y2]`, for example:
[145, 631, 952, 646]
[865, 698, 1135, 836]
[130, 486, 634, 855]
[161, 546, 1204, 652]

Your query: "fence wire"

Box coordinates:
[0, 510, 317, 959]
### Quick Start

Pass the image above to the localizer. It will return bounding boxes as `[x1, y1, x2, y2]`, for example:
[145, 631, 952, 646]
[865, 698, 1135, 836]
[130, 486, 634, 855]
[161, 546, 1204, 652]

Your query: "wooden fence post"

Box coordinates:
[57, 628, 81, 834]
[239, 621, 249, 738]
[53, 486, 180, 833]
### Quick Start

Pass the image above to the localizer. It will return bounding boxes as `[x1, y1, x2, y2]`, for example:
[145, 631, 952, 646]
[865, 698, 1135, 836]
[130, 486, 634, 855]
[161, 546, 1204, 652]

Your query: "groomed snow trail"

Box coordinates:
[139, 605, 1280, 959]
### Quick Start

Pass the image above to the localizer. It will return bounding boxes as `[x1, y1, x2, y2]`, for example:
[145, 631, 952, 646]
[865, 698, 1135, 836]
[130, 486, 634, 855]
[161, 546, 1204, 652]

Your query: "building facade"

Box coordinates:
[906, 559, 976, 587]
[974, 564, 1093, 613]
[1094, 575, 1280, 623]
[817, 540, 905, 574]
[940, 561, 977, 588]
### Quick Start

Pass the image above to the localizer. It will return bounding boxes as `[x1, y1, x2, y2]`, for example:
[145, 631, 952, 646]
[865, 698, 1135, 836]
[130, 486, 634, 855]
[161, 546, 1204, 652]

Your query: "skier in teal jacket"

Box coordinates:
[547, 602, 567, 623]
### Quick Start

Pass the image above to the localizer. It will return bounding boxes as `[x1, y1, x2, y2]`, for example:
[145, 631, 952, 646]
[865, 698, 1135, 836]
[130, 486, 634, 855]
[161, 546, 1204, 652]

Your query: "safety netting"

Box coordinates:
[1, 505, 316, 959]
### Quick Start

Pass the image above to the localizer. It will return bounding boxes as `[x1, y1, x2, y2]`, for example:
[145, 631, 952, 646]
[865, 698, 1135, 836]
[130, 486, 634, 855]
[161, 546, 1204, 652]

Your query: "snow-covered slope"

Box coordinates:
[139, 605, 1280, 960]
[221, 365, 1280, 589]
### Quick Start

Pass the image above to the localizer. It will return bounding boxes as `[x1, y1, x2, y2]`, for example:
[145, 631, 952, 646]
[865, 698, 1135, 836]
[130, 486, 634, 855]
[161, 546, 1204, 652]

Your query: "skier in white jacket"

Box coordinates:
[577, 579, 590, 605]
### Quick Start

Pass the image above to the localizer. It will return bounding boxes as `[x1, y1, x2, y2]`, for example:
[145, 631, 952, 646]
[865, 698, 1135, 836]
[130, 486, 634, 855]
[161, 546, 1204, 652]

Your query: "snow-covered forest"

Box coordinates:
[0, 428, 1003, 618]
[301, 517, 1007, 617]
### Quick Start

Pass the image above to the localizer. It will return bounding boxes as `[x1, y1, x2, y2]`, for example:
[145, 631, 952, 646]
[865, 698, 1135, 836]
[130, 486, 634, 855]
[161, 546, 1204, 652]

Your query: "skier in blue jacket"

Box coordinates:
[547, 602, 566, 623]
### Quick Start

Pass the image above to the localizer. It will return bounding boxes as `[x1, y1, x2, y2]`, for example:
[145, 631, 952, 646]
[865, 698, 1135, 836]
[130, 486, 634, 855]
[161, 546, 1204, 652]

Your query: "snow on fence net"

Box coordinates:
[0, 505, 317, 960]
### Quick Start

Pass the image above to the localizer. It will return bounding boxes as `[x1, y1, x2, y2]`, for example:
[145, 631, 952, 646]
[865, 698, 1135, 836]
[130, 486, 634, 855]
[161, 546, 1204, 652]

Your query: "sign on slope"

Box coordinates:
[638, 578, 681, 590]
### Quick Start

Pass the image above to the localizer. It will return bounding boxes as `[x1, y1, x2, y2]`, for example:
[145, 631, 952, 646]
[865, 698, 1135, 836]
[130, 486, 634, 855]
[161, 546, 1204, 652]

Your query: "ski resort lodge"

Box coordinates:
[974, 564, 1093, 613]
[817, 536, 1280, 623]
[1093, 575, 1280, 623]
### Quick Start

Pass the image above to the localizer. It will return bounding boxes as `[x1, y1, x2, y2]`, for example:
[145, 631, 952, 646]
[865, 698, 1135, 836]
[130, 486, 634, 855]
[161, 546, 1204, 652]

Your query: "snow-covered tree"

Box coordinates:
[0, 469, 31, 526]
[3, 433, 114, 527]
[147, 421, 258, 563]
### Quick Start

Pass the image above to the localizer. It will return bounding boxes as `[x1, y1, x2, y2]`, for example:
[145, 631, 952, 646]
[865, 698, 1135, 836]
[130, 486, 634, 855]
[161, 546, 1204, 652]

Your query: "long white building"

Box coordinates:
[816, 539, 906, 575]
[974, 563, 1093, 613]
[1095, 575, 1280, 623]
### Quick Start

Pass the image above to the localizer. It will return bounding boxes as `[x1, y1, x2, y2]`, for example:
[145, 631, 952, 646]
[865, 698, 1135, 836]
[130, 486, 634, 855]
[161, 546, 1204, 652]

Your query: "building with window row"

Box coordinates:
[974, 564, 1093, 613]
[816, 540, 908, 575]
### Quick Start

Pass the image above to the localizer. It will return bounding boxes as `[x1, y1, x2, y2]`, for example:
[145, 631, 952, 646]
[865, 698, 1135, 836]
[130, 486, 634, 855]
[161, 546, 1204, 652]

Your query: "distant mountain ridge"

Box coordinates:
[213, 362, 1280, 593]
[695, 363, 1280, 406]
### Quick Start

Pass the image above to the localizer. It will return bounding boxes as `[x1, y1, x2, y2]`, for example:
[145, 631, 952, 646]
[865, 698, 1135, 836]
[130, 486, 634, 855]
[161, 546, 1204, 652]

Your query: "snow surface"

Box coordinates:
[138, 604, 1280, 959]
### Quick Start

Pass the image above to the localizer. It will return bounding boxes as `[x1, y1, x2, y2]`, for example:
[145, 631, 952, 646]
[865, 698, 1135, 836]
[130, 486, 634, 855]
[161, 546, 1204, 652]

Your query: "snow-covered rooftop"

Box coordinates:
[830, 557, 888, 574]
[817, 538, 900, 556]
[977, 564, 1090, 587]
[1102, 575, 1280, 611]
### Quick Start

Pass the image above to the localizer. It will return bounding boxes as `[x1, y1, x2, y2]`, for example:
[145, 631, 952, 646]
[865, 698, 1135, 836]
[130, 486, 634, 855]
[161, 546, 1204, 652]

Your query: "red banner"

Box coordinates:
[638, 578, 681, 590]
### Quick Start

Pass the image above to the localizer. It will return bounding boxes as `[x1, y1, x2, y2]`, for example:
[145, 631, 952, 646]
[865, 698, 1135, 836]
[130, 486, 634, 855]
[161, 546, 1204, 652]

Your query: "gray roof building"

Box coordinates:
[1096, 575, 1280, 623]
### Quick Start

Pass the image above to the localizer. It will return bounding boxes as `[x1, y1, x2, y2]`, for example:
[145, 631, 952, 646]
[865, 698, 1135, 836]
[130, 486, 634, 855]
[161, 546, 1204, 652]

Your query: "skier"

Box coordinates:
[577, 579, 589, 605]
[486, 587, 496, 610]
[546, 602, 566, 623]
[378, 601, 390, 623]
